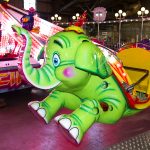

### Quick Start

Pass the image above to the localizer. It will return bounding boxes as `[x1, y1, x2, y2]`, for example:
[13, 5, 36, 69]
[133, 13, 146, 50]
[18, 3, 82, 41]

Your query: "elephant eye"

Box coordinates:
[52, 53, 60, 67]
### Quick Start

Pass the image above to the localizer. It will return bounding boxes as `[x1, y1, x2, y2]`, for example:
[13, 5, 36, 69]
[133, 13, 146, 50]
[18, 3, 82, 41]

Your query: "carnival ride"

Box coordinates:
[117, 41, 150, 103]
[94, 41, 150, 110]
[1, 2, 150, 144]
[11, 22, 150, 144]
[0, 3, 63, 93]
[91, 18, 150, 109]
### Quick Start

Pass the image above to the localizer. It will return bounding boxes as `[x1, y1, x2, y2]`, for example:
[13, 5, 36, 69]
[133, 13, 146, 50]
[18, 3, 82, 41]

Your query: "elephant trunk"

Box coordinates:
[12, 25, 60, 89]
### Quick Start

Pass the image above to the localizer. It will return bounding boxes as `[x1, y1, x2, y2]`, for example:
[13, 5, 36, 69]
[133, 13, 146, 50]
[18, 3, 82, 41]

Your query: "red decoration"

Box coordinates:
[73, 11, 87, 27]
[28, 7, 36, 15]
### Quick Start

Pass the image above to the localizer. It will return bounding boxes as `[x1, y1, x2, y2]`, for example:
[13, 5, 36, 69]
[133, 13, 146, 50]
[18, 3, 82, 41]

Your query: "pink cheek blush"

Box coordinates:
[63, 67, 75, 78]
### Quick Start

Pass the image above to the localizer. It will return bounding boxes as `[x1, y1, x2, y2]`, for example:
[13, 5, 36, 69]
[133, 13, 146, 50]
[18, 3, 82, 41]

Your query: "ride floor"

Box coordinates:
[0, 88, 150, 150]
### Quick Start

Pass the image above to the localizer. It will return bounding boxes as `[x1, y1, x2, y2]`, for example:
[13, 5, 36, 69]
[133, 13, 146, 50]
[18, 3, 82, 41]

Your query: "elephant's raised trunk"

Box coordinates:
[12, 25, 60, 89]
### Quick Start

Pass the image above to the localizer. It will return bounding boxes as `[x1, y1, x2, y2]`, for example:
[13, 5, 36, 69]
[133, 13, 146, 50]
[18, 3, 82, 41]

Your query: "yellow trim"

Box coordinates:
[65, 25, 84, 34]
[117, 48, 150, 94]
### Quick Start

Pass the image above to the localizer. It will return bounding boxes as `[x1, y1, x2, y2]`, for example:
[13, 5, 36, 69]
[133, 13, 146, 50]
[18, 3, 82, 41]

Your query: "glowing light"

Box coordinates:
[118, 10, 123, 14]
[141, 7, 145, 12]
[137, 11, 142, 16]
[117, 63, 121, 68]
[115, 13, 119, 17]
[54, 14, 58, 18]
[145, 10, 149, 15]
[76, 13, 80, 17]
[122, 73, 126, 76]
[58, 16, 62, 20]
[0, 48, 6, 55]
[51, 16, 55, 20]
[122, 12, 126, 17]
[72, 16, 76, 20]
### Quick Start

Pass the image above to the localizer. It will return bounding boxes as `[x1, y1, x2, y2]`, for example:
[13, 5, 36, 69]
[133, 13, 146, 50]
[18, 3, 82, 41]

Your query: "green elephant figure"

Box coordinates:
[12, 25, 142, 144]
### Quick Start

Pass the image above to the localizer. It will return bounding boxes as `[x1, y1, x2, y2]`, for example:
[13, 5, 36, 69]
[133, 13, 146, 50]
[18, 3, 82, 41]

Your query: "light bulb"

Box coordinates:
[58, 16, 62, 20]
[145, 9, 149, 15]
[76, 13, 80, 17]
[118, 10, 123, 14]
[51, 16, 55, 20]
[137, 11, 142, 16]
[115, 13, 119, 17]
[54, 14, 58, 18]
[122, 12, 126, 17]
[72, 16, 76, 20]
[141, 7, 145, 12]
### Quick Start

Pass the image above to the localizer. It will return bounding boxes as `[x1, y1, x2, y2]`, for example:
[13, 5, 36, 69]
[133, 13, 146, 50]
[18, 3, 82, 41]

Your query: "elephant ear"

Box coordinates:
[75, 41, 112, 79]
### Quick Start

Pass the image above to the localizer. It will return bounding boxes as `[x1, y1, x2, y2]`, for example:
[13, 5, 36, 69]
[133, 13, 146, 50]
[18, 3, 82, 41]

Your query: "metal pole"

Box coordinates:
[141, 16, 144, 40]
[98, 22, 100, 40]
[118, 19, 121, 47]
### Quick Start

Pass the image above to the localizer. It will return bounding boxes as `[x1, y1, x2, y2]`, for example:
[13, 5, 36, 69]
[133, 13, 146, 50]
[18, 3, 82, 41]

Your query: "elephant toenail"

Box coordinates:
[37, 108, 46, 118]
[59, 118, 71, 129]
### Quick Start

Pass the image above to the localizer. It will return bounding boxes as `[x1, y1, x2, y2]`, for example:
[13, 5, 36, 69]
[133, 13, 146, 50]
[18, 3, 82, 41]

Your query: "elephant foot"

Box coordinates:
[28, 101, 51, 124]
[55, 114, 84, 144]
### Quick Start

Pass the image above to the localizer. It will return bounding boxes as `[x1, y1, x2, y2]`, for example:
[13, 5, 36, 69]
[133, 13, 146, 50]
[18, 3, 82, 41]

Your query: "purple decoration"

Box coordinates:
[138, 39, 150, 50]
[92, 7, 107, 22]
[20, 14, 34, 31]
[20, 7, 35, 31]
